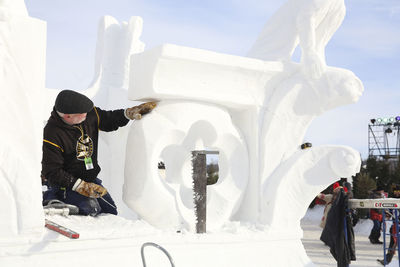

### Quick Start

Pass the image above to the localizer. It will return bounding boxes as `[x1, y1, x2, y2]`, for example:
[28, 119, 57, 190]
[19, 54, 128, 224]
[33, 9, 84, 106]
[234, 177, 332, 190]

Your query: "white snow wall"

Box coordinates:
[0, 2, 46, 241]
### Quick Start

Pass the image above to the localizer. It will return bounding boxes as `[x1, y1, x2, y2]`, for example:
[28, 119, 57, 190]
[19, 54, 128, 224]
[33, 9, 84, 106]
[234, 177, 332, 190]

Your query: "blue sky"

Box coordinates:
[25, 0, 400, 159]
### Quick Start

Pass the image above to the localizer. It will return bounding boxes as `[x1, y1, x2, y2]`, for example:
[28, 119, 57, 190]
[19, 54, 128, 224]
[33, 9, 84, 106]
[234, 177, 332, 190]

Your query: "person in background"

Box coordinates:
[320, 185, 356, 265]
[378, 185, 400, 265]
[341, 178, 359, 226]
[368, 187, 385, 244]
[317, 182, 348, 229]
[340, 178, 353, 199]
[41, 89, 157, 216]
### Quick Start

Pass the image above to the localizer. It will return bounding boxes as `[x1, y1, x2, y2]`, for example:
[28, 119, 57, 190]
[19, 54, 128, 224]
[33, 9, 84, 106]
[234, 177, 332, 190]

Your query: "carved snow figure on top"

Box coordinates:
[247, 0, 345, 79]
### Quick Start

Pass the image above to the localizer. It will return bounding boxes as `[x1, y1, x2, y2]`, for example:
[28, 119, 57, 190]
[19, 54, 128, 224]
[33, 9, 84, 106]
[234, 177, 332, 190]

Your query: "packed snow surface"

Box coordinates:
[3, 206, 398, 266]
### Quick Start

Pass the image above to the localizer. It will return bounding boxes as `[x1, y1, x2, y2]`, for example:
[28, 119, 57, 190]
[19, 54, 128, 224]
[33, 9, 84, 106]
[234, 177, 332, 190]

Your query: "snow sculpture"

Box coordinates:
[0, 0, 46, 241]
[126, 43, 285, 229]
[248, 0, 345, 79]
[124, 0, 362, 239]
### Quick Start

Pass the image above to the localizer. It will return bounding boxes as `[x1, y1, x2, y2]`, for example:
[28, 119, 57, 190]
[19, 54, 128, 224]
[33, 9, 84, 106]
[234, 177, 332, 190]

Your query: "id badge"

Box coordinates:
[84, 157, 94, 170]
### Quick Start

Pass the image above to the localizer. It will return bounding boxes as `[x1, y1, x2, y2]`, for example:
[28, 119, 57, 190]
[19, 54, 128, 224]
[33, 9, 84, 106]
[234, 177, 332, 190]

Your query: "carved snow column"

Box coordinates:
[85, 16, 145, 105]
[0, 1, 46, 241]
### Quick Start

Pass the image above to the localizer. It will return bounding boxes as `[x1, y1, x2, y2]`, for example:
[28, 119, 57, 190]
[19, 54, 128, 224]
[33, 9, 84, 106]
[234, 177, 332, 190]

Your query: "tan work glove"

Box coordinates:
[125, 102, 157, 120]
[72, 178, 107, 198]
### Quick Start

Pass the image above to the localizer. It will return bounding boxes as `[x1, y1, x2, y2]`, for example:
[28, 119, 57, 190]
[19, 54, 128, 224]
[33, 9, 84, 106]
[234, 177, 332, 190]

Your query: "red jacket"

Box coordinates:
[370, 209, 383, 221]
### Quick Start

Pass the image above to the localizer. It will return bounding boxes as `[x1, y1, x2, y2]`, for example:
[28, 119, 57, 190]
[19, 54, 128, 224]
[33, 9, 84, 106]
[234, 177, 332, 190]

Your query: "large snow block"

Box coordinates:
[0, 11, 46, 241]
[128, 44, 283, 107]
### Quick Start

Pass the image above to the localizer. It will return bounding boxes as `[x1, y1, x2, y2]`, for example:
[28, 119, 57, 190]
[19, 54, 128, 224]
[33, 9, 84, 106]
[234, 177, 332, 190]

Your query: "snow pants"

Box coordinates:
[43, 178, 117, 216]
[369, 219, 382, 242]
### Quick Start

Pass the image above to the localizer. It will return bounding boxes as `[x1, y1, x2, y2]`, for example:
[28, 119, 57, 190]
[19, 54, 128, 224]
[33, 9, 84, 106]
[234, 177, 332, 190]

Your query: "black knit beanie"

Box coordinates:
[55, 90, 94, 114]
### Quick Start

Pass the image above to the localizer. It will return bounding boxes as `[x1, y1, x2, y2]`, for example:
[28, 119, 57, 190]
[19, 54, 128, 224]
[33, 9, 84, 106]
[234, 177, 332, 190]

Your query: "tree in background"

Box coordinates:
[352, 156, 400, 198]
[389, 159, 400, 186]
[207, 161, 219, 185]
[352, 172, 376, 199]
[351, 166, 376, 218]
[365, 156, 390, 191]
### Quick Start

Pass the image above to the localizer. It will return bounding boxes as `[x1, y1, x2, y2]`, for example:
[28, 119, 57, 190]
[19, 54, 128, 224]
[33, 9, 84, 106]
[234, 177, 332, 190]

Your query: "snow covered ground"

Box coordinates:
[2, 205, 398, 267]
[302, 205, 399, 267]
[1, 213, 307, 267]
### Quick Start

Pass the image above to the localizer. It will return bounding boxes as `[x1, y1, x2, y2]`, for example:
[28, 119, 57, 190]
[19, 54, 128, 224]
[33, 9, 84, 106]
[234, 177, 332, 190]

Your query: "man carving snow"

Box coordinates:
[41, 89, 156, 216]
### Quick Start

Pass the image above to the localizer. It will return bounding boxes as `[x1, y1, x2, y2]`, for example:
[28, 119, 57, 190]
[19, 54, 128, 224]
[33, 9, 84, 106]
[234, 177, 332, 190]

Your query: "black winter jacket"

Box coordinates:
[41, 106, 129, 189]
[320, 189, 356, 267]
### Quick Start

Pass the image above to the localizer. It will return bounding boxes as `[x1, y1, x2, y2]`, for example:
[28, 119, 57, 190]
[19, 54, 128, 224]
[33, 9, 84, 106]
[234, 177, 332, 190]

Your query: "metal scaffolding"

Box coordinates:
[368, 120, 400, 159]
